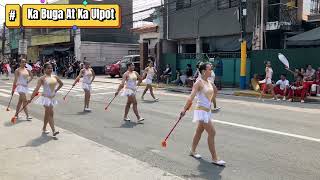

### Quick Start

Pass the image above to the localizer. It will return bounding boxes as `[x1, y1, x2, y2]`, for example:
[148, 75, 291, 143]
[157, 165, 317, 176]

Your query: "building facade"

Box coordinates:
[26, 0, 138, 73]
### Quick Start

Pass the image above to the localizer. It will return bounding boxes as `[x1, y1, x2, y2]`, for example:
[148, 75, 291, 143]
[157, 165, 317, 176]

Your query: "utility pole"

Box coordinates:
[239, 0, 247, 89]
[260, 0, 264, 50]
[1, 22, 5, 56]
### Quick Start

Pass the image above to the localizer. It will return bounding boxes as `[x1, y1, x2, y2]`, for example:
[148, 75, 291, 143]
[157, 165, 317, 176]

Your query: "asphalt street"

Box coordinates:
[1, 77, 320, 180]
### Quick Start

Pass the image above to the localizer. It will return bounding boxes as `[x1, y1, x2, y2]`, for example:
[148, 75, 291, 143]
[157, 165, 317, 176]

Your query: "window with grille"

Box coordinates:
[217, 0, 239, 10]
[310, 0, 320, 15]
[176, 0, 192, 10]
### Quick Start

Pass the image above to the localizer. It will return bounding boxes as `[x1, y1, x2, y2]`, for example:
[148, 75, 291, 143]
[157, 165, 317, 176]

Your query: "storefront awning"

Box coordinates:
[54, 47, 71, 52]
[286, 27, 320, 46]
[40, 48, 55, 55]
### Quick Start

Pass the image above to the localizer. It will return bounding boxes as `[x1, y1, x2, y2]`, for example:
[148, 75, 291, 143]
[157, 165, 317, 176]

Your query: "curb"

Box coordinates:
[234, 91, 320, 103]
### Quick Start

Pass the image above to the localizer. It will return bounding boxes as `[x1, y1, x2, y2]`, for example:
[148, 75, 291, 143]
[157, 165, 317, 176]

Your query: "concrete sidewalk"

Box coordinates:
[0, 105, 183, 180]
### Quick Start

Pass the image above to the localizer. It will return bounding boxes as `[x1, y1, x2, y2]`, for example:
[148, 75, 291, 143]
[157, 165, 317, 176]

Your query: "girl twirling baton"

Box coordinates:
[115, 63, 145, 122]
[73, 61, 95, 112]
[181, 62, 226, 166]
[30, 63, 63, 136]
[259, 61, 274, 99]
[141, 61, 159, 101]
[12, 58, 34, 120]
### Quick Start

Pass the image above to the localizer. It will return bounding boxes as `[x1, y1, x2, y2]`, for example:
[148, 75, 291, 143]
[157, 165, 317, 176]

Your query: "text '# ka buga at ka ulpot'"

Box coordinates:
[27, 8, 116, 21]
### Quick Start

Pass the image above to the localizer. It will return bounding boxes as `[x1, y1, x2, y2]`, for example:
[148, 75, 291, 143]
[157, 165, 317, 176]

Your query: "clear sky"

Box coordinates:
[0, 0, 161, 25]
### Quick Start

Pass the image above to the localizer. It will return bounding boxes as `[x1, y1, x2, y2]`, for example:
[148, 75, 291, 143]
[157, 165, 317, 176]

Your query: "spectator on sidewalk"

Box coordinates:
[273, 74, 289, 101]
[171, 68, 182, 85]
[160, 64, 172, 83]
[304, 65, 316, 81]
[287, 74, 306, 103]
[185, 64, 193, 87]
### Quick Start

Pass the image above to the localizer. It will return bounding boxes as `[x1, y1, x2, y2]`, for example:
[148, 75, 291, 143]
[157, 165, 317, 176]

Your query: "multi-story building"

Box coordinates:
[165, 0, 305, 51]
[308, 0, 320, 23]
[27, 0, 138, 73]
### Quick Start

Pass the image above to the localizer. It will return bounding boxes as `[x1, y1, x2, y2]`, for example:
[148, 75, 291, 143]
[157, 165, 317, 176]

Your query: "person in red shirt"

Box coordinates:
[315, 67, 320, 96]
[287, 74, 306, 103]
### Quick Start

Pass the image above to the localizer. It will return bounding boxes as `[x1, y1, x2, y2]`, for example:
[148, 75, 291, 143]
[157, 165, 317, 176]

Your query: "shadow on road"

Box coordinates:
[25, 134, 53, 147]
[3, 119, 30, 127]
[112, 121, 144, 129]
[141, 100, 157, 104]
[195, 158, 224, 180]
[76, 111, 90, 115]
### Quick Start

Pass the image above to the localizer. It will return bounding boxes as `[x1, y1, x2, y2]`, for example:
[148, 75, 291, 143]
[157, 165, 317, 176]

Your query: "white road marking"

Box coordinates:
[213, 119, 320, 143]
[0, 92, 10, 97]
[0, 89, 11, 93]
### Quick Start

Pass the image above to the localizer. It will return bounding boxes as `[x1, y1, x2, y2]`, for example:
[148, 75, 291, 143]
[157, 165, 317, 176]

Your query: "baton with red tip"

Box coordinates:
[6, 85, 16, 111]
[161, 103, 192, 148]
[63, 79, 79, 101]
[105, 95, 117, 111]
[11, 92, 40, 124]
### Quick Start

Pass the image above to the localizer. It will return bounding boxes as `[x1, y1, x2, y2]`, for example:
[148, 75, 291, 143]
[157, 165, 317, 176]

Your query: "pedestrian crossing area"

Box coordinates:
[0, 80, 118, 99]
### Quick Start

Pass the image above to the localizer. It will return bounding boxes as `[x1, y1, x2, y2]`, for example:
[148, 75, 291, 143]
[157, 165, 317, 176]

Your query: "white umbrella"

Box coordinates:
[278, 53, 289, 68]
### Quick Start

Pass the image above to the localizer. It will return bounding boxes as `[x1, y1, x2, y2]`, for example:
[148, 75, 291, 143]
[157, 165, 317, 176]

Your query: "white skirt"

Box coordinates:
[143, 78, 153, 85]
[82, 83, 92, 92]
[34, 96, 58, 107]
[193, 110, 213, 123]
[121, 88, 136, 97]
[16, 85, 29, 94]
[259, 79, 272, 85]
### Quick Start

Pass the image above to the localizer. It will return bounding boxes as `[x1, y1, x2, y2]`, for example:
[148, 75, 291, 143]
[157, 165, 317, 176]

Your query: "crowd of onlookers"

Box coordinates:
[253, 64, 320, 103]
[0, 55, 84, 79]
[159, 58, 224, 89]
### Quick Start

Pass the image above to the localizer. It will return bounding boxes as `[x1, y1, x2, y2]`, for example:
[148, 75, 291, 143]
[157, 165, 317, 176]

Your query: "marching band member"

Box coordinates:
[73, 61, 95, 112]
[115, 63, 145, 122]
[141, 61, 159, 101]
[12, 58, 33, 120]
[30, 63, 63, 137]
[181, 62, 225, 166]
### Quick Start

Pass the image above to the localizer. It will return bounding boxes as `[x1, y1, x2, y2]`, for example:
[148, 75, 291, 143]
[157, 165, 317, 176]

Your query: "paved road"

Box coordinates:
[1, 77, 320, 180]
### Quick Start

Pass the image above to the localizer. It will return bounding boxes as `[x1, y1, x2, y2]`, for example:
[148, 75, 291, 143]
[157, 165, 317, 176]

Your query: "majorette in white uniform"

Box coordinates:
[259, 67, 273, 84]
[35, 76, 58, 107]
[144, 67, 155, 85]
[16, 70, 29, 94]
[121, 72, 138, 96]
[193, 78, 214, 123]
[82, 69, 93, 92]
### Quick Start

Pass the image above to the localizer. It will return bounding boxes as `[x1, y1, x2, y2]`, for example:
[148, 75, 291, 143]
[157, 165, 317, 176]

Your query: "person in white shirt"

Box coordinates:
[259, 61, 274, 99]
[273, 74, 289, 100]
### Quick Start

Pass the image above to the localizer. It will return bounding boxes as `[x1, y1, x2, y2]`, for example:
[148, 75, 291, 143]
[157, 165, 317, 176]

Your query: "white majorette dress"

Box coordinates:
[35, 76, 58, 107]
[259, 67, 273, 85]
[121, 72, 138, 96]
[16, 70, 29, 94]
[193, 78, 214, 123]
[144, 67, 155, 85]
[82, 69, 92, 92]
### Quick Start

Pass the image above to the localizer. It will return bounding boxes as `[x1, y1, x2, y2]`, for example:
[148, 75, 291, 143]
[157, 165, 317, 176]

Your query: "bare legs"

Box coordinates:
[191, 122, 218, 161]
[84, 90, 91, 110]
[124, 95, 141, 120]
[44, 106, 58, 135]
[142, 84, 157, 100]
[15, 93, 29, 119]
